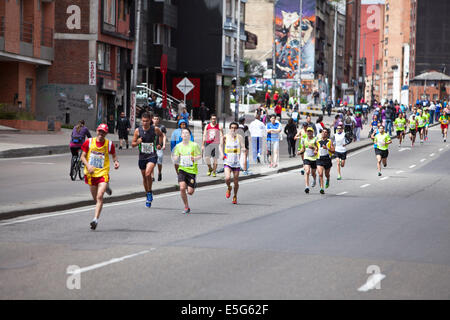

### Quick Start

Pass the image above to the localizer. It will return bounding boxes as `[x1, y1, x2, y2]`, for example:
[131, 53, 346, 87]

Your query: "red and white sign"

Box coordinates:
[130, 91, 136, 131]
[89, 61, 96, 86]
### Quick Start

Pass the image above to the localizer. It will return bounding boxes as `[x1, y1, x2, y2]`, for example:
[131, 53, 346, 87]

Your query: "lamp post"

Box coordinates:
[297, 0, 303, 102]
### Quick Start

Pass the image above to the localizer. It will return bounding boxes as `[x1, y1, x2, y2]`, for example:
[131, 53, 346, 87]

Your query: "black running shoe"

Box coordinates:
[106, 185, 112, 196]
[90, 220, 97, 230]
[305, 187, 309, 194]
[158, 173, 162, 181]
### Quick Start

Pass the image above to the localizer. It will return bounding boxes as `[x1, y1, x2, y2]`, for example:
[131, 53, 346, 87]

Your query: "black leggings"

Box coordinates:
[287, 137, 296, 156]
[70, 147, 81, 157]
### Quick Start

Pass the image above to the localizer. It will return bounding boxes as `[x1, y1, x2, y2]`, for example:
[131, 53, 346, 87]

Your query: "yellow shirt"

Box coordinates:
[84, 138, 112, 178]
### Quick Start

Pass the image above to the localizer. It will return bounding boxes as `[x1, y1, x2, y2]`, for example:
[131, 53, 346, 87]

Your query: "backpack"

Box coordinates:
[344, 116, 352, 125]
[345, 131, 353, 145]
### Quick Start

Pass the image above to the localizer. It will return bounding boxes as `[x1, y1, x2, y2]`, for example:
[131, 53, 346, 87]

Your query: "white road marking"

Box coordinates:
[395, 170, 404, 174]
[439, 148, 443, 152]
[21, 162, 56, 165]
[360, 184, 370, 188]
[0, 153, 67, 161]
[67, 249, 155, 275]
[358, 273, 386, 292]
[336, 191, 348, 196]
[420, 158, 426, 162]
[409, 164, 416, 168]
[399, 147, 411, 152]
[380, 176, 389, 181]
[0, 171, 295, 227]
[429, 153, 435, 157]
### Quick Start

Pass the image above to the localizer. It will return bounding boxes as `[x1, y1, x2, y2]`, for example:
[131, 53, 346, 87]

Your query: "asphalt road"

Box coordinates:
[0, 127, 449, 299]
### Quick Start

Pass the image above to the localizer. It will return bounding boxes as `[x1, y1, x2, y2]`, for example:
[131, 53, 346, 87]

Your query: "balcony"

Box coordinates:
[151, 2, 177, 29]
[41, 26, 54, 61]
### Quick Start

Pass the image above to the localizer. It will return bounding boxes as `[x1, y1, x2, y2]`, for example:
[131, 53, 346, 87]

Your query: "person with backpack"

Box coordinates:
[353, 112, 363, 141]
[343, 110, 355, 137]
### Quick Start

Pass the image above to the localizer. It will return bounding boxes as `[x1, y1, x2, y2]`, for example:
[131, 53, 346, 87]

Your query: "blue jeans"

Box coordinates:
[251, 137, 262, 162]
[429, 110, 435, 124]
[386, 119, 393, 136]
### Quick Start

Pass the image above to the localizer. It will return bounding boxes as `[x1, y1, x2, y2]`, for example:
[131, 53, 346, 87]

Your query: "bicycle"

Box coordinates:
[70, 149, 85, 181]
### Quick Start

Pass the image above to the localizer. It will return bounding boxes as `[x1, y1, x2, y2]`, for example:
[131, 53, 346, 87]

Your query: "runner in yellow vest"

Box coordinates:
[80, 124, 119, 230]
[394, 112, 407, 147]
[298, 126, 318, 194]
[220, 122, 246, 204]
[371, 124, 392, 176]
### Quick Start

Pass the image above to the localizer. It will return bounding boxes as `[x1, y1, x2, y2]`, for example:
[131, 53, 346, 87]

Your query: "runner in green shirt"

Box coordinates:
[298, 127, 318, 193]
[408, 114, 418, 147]
[416, 109, 426, 144]
[172, 129, 202, 214]
[394, 113, 407, 147]
[371, 124, 392, 176]
[423, 108, 431, 141]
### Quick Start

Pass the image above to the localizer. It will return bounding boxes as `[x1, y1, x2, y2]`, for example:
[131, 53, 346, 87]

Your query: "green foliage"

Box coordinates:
[0, 104, 35, 120]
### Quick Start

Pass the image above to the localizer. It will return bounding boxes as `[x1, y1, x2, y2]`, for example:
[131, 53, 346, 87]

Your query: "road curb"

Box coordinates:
[0, 140, 374, 221]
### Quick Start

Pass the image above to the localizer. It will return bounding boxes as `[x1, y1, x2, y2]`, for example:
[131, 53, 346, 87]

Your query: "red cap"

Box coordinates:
[97, 124, 108, 132]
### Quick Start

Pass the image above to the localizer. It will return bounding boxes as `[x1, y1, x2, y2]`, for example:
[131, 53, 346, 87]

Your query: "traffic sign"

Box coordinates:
[176, 77, 194, 96]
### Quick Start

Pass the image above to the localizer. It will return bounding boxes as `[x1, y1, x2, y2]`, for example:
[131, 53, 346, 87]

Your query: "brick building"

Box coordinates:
[37, 0, 134, 130]
[0, 0, 54, 115]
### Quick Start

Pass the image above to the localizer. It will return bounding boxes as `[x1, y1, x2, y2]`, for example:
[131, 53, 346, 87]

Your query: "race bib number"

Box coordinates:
[89, 152, 105, 168]
[305, 148, 315, 157]
[208, 130, 216, 141]
[377, 138, 385, 146]
[141, 143, 154, 154]
[226, 153, 240, 166]
[180, 155, 193, 167]
[319, 147, 328, 157]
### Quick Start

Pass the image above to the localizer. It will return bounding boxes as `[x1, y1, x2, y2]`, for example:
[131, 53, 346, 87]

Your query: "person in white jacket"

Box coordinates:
[249, 112, 267, 164]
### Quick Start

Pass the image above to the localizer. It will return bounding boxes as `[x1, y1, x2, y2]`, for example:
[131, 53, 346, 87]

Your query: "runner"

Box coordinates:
[294, 122, 309, 175]
[408, 113, 418, 147]
[249, 112, 266, 164]
[371, 124, 392, 176]
[394, 112, 407, 147]
[131, 112, 164, 208]
[80, 124, 119, 230]
[220, 122, 246, 204]
[333, 124, 347, 180]
[152, 115, 167, 181]
[416, 109, 426, 144]
[266, 114, 282, 168]
[202, 114, 223, 177]
[170, 119, 194, 173]
[298, 127, 318, 193]
[423, 108, 431, 141]
[316, 128, 335, 194]
[172, 129, 202, 214]
[439, 111, 448, 142]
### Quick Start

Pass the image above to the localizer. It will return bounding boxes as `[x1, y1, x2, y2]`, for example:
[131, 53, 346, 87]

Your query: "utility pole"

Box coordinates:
[331, 1, 338, 107]
[272, 1, 277, 90]
[235, 0, 241, 122]
[371, 43, 375, 105]
[297, 0, 303, 103]
[130, 0, 142, 132]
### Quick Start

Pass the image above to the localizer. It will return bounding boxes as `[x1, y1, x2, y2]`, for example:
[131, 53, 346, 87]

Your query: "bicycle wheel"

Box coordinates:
[78, 161, 85, 180]
[70, 156, 77, 181]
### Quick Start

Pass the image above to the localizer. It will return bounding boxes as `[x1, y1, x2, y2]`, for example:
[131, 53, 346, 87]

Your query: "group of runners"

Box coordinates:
[77, 103, 449, 230]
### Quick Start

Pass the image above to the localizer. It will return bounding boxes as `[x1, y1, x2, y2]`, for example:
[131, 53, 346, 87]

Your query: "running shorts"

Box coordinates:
[178, 170, 197, 188]
[335, 152, 347, 160]
[317, 157, 332, 170]
[205, 143, 219, 159]
[410, 129, 416, 136]
[139, 157, 158, 170]
[441, 124, 448, 130]
[303, 159, 317, 169]
[375, 148, 389, 159]
[85, 174, 109, 186]
[224, 164, 241, 172]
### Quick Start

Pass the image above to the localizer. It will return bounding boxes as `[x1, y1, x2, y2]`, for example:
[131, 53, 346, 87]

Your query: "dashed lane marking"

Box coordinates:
[360, 184, 370, 188]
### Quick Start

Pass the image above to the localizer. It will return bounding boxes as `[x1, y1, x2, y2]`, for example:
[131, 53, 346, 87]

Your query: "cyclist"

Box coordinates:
[69, 120, 91, 176]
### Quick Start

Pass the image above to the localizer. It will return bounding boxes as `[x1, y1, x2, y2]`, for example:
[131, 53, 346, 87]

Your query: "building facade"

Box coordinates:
[0, 0, 55, 116]
[409, 0, 450, 103]
[37, 0, 135, 130]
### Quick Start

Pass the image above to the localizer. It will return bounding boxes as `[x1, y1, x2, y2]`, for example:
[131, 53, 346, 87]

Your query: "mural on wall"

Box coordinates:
[275, 0, 315, 80]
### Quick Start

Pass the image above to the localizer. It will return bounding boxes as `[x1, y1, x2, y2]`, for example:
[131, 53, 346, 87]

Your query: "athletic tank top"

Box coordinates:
[224, 135, 241, 168]
[138, 126, 157, 160]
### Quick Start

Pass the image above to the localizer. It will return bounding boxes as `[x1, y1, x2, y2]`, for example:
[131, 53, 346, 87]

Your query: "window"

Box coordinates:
[385, 49, 388, 56]
[240, 2, 245, 22]
[118, 0, 128, 20]
[103, 0, 116, 26]
[97, 43, 111, 71]
[226, 0, 232, 17]
[235, 0, 239, 23]
[386, 15, 389, 23]
[153, 24, 172, 46]
[385, 37, 388, 45]
[385, 27, 388, 34]
[225, 36, 231, 57]
[338, 45, 343, 57]
[117, 48, 121, 73]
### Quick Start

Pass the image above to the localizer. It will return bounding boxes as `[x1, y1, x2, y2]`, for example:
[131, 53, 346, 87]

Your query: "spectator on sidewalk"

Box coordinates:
[354, 112, 363, 141]
[249, 112, 266, 164]
[284, 118, 297, 158]
[116, 112, 131, 149]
